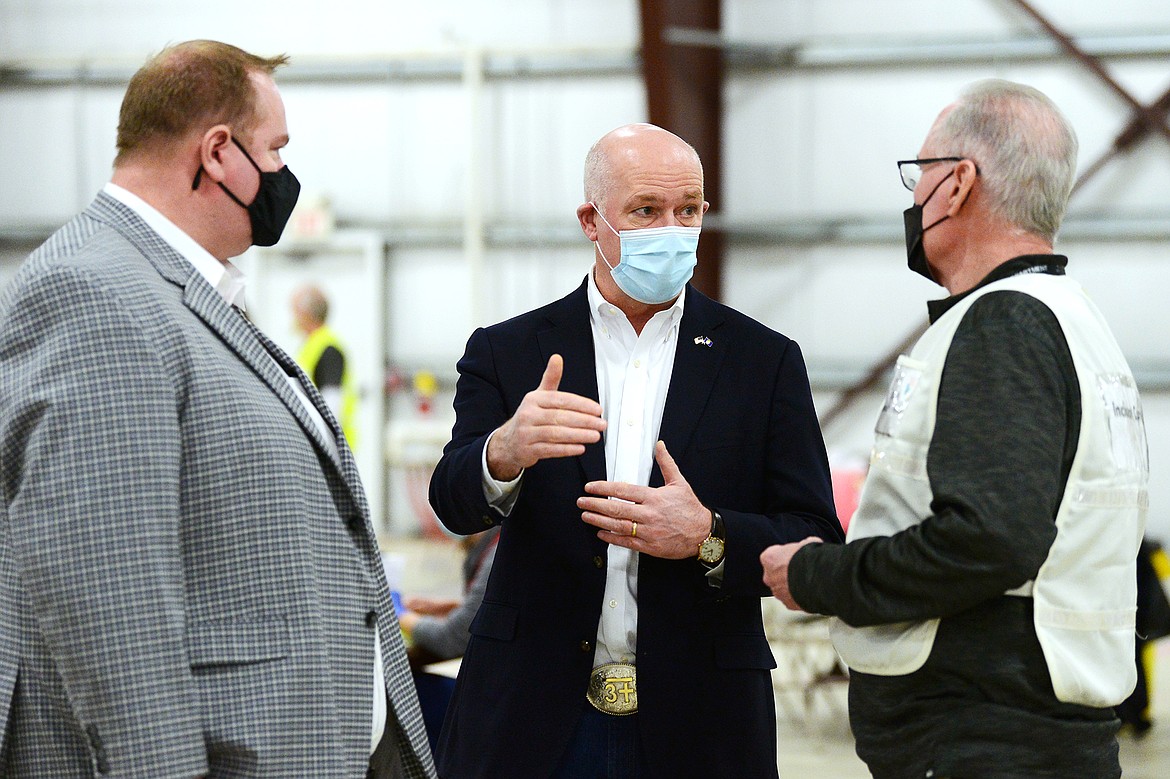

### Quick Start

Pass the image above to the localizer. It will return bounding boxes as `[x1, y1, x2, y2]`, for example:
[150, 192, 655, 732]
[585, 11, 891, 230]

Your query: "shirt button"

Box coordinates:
[626, 419, 634, 427]
[580, 640, 593, 653]
[609, 599, 617, 608]
[365, 610, 378, 629]
[593, 556, 605, 569]
[633, 359, 641, 368]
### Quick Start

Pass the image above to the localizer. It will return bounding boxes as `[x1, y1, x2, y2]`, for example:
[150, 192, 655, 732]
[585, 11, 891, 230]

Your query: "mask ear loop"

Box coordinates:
[589, 202, 619, 270]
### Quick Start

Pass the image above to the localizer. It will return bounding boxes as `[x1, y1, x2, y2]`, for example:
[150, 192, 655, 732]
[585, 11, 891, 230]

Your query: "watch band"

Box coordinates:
[709, 507, 725, 541]
[698, 506, 726, 566]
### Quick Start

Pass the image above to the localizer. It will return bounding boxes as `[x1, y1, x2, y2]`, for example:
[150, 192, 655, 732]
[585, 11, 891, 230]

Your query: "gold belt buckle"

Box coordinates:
[586, 662, 638, 716]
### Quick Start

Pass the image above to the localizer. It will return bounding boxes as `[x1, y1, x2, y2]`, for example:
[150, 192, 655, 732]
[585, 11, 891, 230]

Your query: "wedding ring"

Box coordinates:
[631, 521, 637, 538]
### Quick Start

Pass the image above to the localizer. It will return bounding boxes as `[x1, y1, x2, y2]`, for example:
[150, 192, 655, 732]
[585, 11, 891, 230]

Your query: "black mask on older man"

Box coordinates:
[193, 137, 301, 247]
[902, 170, 954, 283]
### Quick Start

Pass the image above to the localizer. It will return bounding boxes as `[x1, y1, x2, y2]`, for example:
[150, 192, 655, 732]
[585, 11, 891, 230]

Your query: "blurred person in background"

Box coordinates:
[398, 526, 500, 752]
[292, 282, 359, 447]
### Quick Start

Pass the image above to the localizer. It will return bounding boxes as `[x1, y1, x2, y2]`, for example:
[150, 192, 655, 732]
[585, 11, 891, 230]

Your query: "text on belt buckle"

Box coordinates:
[586, 662, 637, 716]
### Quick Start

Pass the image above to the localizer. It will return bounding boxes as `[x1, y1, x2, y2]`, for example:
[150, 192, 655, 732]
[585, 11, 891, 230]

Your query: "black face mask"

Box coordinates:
[902, 170, 954, 284]
[192, 137, 301, 247]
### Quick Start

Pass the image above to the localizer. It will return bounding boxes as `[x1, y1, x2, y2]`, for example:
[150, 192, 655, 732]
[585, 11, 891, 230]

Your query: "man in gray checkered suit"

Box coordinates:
[0, 41, 434, 778]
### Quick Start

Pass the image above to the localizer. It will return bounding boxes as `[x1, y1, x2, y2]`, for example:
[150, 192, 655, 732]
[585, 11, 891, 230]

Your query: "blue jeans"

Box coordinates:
[551, 706, 647, 778]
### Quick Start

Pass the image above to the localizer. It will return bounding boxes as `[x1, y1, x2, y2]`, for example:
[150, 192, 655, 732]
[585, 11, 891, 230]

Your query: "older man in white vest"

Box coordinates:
[761, 80, 1148, 779]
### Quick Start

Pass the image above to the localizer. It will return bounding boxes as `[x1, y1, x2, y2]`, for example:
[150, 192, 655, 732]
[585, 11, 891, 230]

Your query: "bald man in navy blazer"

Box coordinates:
[429, 124, 842, 778]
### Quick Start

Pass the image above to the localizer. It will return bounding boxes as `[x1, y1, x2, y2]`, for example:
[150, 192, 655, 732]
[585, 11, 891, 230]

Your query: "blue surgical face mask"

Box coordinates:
[590, 202, 700, 305]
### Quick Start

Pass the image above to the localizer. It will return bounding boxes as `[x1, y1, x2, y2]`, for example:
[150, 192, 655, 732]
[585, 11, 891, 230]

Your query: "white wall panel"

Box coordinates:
[283, 82, 468, 222]
[723, 243, 933, 366]
[0, 91, 81, 223]
[488, 77, 646, 221]
[0, 0, 638, 60]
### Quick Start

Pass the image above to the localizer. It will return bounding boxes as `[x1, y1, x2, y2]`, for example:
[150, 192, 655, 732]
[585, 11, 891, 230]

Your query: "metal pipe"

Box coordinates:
[6, 30, 1170, 89]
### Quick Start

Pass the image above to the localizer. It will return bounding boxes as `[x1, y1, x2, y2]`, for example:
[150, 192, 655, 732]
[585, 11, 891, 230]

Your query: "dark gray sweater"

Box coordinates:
[790, 256, 1121, 779]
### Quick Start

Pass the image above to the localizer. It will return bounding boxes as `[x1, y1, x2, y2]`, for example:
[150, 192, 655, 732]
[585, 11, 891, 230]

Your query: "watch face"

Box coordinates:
[699, 536, 725, 563]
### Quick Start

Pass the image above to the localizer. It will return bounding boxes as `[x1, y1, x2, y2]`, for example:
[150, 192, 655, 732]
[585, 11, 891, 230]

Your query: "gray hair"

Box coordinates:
[933, 79, 1078, 241]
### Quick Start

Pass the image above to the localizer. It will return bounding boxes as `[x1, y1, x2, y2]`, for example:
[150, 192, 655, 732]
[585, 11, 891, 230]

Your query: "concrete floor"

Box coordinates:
[771, 649, 1170, 778]
[388, 537, 1170, 777]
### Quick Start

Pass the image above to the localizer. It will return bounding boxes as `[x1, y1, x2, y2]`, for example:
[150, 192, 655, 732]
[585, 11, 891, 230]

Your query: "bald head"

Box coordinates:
[583, 124, 703, 213]
[291, 284, 329, 335]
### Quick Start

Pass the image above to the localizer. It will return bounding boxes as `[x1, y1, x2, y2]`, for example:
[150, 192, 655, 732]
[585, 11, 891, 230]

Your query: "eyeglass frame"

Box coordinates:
[896, 157, 979, 192]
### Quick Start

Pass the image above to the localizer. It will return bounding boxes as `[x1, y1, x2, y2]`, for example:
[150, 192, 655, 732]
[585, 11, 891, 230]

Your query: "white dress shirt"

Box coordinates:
[101, 183, 386, 753]
[483, 269, 683, 667]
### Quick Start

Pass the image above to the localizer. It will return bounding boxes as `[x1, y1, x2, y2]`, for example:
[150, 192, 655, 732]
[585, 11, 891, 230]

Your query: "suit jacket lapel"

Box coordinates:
[89, 194, 360, 497]
[536, 280, 607, 486]
[246, 319, 371, 515]
[652, 286, 728, 487]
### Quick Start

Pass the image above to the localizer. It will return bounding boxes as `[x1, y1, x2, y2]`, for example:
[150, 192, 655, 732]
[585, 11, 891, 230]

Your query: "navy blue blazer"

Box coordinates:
[429, 280, 841, 778]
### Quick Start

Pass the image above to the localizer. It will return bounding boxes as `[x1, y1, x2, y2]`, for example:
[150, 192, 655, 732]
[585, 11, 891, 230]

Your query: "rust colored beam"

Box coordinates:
[1008, 0, 1170, 145]
[825, 5, 1170, 427]
[819, 320, 929, 430]
[1073, 82, 1170, 195]
[640, 0, 725, 300]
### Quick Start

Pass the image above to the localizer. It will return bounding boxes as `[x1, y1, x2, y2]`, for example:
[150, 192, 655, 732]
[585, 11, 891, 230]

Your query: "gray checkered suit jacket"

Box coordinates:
[0, 193, 435, 778]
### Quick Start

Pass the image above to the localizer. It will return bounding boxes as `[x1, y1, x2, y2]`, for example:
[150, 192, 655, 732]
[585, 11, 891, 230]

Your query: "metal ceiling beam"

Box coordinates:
[1073, 82, 1170, 195]
[640, 0, 725, 301]
[4, 211, 1169, 253]
[1009, 0, 1170, 146]
[664, 28, 1170, 71]
[5, 30, 1170, 89]
[820, 1, 1170, 429]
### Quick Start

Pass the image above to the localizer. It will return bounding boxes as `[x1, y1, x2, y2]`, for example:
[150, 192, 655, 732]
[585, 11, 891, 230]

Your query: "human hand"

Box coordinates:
[486, 354, 606, 481]
[577, 441, 709, 560]
[398, 610, 420, 635]
[403, 596, 459, 617]
[760, 537, 823, 610]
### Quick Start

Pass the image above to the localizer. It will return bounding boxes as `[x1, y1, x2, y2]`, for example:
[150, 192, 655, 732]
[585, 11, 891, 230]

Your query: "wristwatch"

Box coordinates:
[697, 508, 726, 566]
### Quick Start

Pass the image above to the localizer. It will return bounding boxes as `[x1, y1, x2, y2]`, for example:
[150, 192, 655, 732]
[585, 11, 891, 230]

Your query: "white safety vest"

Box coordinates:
[830, 273, 1149, 707]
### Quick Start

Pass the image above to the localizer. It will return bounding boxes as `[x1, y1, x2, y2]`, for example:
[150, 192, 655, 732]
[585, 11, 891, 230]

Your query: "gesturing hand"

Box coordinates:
[760, 537, 823, 610]
[486, 354, 607, 481]
[577, 441, 710, 560]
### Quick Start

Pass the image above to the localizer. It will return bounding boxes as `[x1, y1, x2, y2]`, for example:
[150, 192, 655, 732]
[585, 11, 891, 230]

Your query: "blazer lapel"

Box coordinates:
[536, 280, 607, 486]
[182, 280, 348, 473]
[652, 286, 728, 487]
[89, 194, 361, 501]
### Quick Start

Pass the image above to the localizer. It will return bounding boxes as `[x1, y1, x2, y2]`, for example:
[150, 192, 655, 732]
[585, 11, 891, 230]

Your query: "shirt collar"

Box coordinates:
[102, 182, 249, 311]
[586, 267, 686, 326]
[927, 254, 1068, 323]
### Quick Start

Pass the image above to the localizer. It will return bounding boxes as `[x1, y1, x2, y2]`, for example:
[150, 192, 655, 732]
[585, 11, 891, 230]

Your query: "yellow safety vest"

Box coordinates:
[296, 325, 359, 449]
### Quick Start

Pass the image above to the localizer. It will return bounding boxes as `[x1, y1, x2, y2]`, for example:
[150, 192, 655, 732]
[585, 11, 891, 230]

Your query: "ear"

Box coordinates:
[198, 125, 234, 184]
[945, 159, 979, 217]
[577, 202, 599, 241]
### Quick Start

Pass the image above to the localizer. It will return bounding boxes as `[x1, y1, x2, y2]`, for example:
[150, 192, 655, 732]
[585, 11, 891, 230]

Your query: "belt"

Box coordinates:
[586, 662, 638, 716]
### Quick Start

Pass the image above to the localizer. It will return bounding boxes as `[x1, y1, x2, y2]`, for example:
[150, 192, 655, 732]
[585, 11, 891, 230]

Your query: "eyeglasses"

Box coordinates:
[896, 157, 968, 192]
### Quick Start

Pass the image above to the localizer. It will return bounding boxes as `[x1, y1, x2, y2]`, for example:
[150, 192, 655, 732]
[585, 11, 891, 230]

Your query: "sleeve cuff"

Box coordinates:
[480, 429, 523, 516]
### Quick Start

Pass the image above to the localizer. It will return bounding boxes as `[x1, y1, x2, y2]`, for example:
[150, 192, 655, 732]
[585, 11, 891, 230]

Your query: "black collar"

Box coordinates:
[927, 255, 1068, 323]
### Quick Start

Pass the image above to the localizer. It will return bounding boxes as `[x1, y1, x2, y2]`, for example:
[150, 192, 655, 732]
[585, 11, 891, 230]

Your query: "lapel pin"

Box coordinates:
[693, 335, 713, 347]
